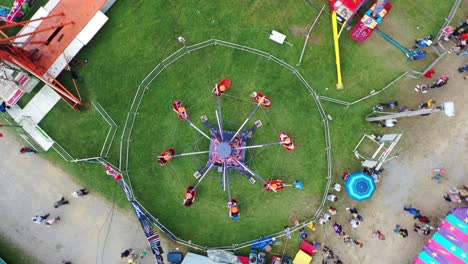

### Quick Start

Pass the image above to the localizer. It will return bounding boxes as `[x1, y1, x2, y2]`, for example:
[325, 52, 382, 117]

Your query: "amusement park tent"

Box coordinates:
[345, 171, 376, 201]
[414, 207, 468, 264]
[181, 252, 237, 264]
[181, 252, 246, 264]
[207, 249, 242, 264]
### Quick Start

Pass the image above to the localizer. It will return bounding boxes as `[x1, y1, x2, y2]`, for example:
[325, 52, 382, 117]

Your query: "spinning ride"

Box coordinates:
[157, 79, 295, 219]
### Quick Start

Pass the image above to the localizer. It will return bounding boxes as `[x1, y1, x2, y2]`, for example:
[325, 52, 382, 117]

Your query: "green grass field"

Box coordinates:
[130, 46, 327, 246]
[0, 235, 41, 264]
[7, 0, 460, 251]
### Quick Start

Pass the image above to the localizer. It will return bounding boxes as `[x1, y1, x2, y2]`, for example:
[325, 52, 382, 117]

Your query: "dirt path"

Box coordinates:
[311, 52, 467, 263]
[0, 133, 171, 264]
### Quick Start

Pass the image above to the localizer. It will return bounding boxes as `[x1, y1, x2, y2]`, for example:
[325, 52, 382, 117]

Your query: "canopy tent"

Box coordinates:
[345, 171, 376, 201]
[181, 252, 226, 264]
[414, 207, 468, 264]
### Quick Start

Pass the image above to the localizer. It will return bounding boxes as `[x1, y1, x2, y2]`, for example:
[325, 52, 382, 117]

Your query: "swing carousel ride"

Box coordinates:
[157, 79, 296, 220]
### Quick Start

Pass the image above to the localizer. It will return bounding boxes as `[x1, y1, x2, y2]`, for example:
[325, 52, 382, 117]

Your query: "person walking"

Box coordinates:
[299, 228, 308, 240]
[342, 232, 352, 245]
[419, 99, 436, 109]
[352, 239, 364, 248]
[417, 215, 430, 224]
[443, 193, 462, 203]
[414, 223, 431, 236]
[53, 197, 69, 208]
[403, 207, 421, 218]
[372, 230, 386, 240]
[380, 119, 398, 128]
[430, 76, 449, 88]
[32, 214, 50, 224]
[121, 249, 134, 258]
[400, 229, 409, 238]
[20, 147, 38, 155]
[394, 224, 409, 238]
[284, 226, 292, 239]
[72, 188, 89, 197]
[350, 218, 361, 228]
[346, 207, 363, 220]
[45, 217, 61, 226]
[0, 101, 10, 113]
[333, 183, 341, 192]
[139, 249, 147, 259]
[333, 222, 342, 235]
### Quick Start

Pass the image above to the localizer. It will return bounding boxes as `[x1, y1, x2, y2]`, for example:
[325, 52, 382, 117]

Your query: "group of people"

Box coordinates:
[316, 184, 366, 262]
[313, 240, 343, 264]
[415, 74, 449, 94]
[372, 96, 443, 128]
[442, 19, 468, 53]
[443, 186, 468, 203]
[402, 206, 432, 236]
[121, 248, 147, 263]
[442, 19, 468, 56]
[32, 189, 89, 227]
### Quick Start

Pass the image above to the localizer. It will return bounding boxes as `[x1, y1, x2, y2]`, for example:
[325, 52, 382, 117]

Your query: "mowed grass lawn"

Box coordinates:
[130, 46, 326, 246]
[21, 0, 456, 248]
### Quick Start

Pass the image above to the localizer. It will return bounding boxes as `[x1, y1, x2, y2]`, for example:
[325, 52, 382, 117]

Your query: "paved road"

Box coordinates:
[0, 132, 170, 264]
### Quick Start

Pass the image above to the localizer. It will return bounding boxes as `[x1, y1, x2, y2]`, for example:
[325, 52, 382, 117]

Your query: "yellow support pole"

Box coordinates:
[331, 11, 344, 90]
[337, 19, 348, 38]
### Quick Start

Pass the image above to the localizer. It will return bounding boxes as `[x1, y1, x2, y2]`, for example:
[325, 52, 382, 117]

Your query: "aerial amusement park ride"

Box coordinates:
[329, 0, 427, 88]
[157, 79, 296, 220]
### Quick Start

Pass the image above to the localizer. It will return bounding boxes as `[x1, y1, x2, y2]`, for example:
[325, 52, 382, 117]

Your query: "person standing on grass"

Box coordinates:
[333, 222, 342, 235]
[32, 214, 50, 224]
[380, 119, 398, 128]
[299, 228, 308, 240]
[284, 226, 292, 239]
[327, 193, 338, 202]
[333, 183, 341, 192]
